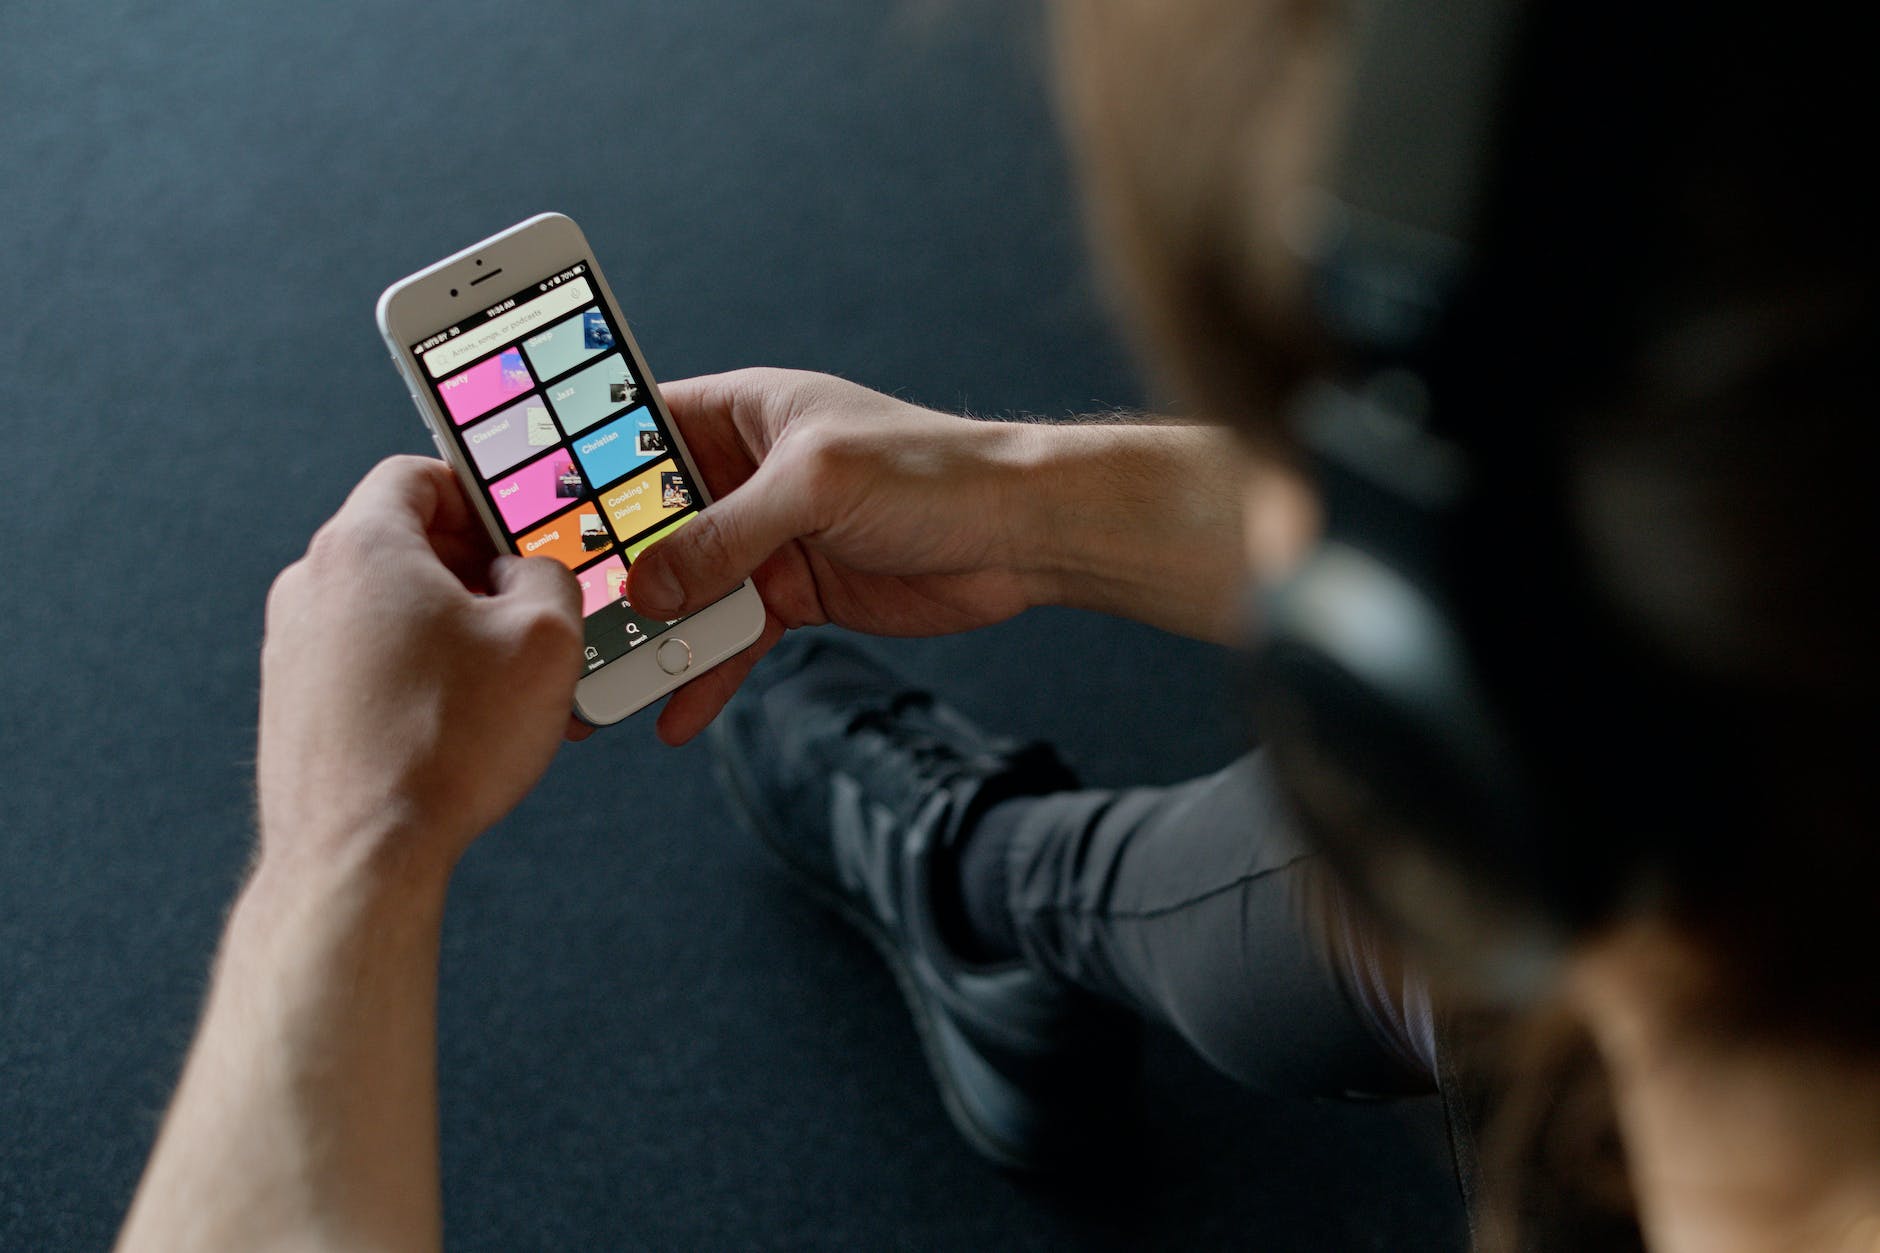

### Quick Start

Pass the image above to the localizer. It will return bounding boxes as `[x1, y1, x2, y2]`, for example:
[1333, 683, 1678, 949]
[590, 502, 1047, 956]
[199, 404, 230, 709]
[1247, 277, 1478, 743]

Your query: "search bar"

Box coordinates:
[423, 276, 594, 378]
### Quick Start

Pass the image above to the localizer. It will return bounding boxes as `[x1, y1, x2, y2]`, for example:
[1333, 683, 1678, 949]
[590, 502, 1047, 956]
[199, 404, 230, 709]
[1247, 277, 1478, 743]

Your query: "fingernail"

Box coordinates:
[630, 558, 680, 615]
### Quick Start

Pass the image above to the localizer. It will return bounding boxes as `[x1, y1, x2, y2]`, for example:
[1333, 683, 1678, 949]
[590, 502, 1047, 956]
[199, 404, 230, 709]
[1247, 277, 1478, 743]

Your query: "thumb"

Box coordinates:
[626, 458, 810, 617]
[486, 554, 582, 626]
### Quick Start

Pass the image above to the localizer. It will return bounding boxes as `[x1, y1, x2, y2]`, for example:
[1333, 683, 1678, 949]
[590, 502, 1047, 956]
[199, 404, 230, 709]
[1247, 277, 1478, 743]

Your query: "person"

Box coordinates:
[117, 2, 1879, 1252]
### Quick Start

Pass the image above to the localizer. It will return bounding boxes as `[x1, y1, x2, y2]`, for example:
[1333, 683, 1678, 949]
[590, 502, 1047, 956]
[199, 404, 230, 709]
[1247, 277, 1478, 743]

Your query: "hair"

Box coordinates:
[1049, 0, 1336, 455]
[1051, 0, 1879, 1236]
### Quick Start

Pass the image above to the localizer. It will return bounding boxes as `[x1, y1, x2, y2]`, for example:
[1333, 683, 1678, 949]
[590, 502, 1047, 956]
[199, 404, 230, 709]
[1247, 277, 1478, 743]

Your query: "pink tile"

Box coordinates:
[489, 450, 582, 533]
[576, 555, 629, 617]
[439, 348, 533, 425]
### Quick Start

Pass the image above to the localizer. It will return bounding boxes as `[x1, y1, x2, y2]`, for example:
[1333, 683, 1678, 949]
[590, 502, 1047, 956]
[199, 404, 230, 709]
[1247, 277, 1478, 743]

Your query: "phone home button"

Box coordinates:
[655, 638, 692, 676]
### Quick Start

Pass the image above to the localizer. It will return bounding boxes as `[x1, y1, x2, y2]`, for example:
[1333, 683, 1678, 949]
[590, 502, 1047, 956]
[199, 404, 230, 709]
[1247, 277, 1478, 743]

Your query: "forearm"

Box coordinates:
[117, 837, 451, 1253]
[1007, 421, 1301, 643]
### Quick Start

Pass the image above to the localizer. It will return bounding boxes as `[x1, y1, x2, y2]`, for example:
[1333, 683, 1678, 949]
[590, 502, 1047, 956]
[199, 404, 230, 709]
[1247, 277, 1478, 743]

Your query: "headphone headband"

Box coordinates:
[1300, 0, 1524, 362]
[1252, 0, 1687, 995]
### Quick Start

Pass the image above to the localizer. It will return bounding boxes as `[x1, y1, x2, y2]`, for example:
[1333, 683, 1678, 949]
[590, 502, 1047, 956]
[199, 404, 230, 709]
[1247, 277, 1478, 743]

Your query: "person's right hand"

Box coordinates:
[625, 369, 1044, 745]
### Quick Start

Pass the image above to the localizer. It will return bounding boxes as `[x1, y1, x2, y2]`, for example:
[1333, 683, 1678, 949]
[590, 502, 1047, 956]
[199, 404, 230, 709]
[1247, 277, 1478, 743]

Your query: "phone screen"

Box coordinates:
[408, 261, 700, 675]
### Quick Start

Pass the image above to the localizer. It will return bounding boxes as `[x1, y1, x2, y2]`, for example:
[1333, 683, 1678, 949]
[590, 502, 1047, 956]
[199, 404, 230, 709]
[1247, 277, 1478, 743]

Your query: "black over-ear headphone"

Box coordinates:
[1248, 0, 1729, 996]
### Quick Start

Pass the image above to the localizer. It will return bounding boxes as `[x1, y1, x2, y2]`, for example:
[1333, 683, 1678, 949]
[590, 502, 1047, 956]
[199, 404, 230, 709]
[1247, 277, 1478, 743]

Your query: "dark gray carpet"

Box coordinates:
[0, 2, 1463, 1248]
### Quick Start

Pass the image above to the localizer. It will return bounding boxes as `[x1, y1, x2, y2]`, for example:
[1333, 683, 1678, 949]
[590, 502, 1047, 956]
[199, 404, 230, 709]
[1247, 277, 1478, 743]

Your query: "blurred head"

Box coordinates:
[1051, 0, 1877, 1051]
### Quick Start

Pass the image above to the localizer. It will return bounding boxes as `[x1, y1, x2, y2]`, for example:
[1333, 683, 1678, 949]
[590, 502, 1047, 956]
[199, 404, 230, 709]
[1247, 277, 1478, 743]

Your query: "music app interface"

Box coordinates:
[411, 262, 699, 674]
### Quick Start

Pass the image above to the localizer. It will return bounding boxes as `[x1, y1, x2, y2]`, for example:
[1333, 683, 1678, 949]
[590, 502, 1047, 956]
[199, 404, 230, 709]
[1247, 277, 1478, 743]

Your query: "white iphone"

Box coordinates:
[377, 213, 766, 725]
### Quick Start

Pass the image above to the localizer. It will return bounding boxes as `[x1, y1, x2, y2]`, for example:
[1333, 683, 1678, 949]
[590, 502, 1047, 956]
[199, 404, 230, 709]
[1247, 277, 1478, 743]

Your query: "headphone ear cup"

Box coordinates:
[1249, 541, 1573, 997]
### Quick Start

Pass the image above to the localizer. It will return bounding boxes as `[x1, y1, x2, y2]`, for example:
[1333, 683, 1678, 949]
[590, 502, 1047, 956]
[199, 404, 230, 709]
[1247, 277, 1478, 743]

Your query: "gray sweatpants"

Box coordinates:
[999, 753, 1437, 1097]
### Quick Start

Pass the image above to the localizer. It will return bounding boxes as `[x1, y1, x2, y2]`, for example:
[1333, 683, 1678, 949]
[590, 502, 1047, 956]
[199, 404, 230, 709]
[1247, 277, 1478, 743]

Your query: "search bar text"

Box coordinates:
[423, 277, 594, 378]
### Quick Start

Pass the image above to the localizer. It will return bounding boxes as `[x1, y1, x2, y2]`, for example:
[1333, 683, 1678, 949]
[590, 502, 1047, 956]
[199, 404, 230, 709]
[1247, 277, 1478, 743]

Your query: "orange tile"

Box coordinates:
[516, 502, 610, 571]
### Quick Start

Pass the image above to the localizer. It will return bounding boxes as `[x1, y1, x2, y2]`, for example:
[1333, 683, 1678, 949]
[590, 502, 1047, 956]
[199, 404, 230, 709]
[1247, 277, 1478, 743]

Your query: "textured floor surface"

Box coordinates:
[0, 2, 1463, 1248]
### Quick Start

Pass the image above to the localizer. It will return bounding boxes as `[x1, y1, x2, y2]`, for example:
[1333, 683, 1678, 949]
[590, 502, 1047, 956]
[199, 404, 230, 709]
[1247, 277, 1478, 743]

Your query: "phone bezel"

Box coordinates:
[376, 212, 766, 726]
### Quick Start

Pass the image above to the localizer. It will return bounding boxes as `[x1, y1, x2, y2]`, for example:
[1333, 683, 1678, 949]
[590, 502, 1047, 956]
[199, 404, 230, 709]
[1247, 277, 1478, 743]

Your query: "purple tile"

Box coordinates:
[461, 394, 558, 479]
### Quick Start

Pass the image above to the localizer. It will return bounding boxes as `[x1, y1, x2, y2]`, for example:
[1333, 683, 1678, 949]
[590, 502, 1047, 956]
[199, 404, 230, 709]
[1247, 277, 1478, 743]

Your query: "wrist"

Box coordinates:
[1001, 421, 1251, 641]
[249, 808, 456, 920]
[977, 421, 1066, 610]
[1003, 422, 1115, 605]
[231, 846, 450, 989]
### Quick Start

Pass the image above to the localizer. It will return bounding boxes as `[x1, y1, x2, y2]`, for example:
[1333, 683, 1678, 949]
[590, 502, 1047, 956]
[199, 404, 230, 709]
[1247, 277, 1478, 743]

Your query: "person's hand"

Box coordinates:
[257, 456, 584, 882]
[626, 369, 1044, 746]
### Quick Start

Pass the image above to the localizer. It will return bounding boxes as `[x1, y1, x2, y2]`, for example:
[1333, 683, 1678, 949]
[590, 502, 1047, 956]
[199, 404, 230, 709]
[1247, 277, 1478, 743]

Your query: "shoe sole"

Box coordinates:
[709, 726, 1043, 1173]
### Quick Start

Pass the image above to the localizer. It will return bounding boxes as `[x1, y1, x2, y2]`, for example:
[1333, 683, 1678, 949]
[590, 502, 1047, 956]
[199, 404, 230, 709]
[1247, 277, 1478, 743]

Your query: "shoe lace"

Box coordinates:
[844, 701, 972, 782]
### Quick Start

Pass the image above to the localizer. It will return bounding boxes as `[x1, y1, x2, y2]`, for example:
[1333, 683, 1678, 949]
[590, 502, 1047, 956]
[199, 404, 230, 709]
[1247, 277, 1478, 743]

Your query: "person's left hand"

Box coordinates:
[256, 456, 585, 882]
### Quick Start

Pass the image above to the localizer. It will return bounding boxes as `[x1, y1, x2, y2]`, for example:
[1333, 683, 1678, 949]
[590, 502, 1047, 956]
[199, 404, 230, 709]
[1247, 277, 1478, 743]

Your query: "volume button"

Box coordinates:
[408, 391, 444, 457]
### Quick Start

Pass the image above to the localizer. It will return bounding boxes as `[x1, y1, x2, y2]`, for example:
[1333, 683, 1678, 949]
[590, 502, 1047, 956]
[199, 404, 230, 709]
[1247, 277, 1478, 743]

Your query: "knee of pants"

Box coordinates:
[1128, 867, 1432, 1099]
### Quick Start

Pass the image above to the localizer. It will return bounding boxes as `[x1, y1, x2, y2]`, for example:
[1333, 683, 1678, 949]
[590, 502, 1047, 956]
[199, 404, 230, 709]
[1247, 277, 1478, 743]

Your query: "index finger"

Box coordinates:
[654, 374, 763, 503]
[330, 454, 463, 543]
[656, 368, 830, 493]
[323, 455, 496, 585]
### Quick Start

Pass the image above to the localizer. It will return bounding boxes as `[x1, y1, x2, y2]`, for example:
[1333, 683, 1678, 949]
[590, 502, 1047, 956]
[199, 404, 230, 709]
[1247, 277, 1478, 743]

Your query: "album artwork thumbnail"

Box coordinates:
[583, 311, 615, 351]
[661, 471, 692, 509]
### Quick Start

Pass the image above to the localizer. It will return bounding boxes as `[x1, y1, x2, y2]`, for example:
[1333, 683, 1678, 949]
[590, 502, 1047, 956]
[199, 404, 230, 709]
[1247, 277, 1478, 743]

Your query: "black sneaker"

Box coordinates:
[708, 633, 1141, 1171]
